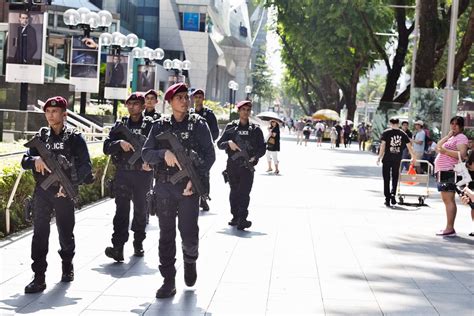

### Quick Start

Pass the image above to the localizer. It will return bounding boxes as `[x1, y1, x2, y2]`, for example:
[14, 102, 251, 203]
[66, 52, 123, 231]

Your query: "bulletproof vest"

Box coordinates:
[154, 113, 202, 174]
[190, 107, 212, 120]
[227, 121, 259, 157]
[111, 116, 153, 168]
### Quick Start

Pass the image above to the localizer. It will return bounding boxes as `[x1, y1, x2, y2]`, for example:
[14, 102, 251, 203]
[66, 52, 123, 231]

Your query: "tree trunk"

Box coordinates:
[415, 0, 438, 88]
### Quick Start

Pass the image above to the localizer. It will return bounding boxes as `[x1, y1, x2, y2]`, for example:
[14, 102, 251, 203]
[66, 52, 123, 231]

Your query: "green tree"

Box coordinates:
[251, 46, 275, 110]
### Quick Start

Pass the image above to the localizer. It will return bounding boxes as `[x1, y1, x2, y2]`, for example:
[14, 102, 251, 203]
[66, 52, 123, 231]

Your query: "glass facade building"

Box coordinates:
[90, 0, 160, 49]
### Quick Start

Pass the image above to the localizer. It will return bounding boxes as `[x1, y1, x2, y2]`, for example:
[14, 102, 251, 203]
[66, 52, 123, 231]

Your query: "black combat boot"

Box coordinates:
[200, 198, 210, 211]
[237, 219, 252, 230]
[133, 241, 144, 257]
[24, 274, 46, 294]
[61, 262, 74, 282]
[228, 217, 238, 226]
[184, 262, 197, 287]
[155, 278, 176, 298]
[105, 245, 124, 262]
[390, 194, 397, 205]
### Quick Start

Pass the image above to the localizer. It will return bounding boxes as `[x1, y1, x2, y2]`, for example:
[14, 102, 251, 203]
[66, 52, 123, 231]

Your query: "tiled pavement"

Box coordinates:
[1, 137, 473, 315]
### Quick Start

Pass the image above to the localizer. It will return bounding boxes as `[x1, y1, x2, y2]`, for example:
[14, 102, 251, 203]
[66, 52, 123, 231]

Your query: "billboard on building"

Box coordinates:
[183, 12, 199, 31]
[104, 54, 129, 100]
[5, 10, 46, 84]
[137, 64, 156, 93]
[69, 35, 100, 93]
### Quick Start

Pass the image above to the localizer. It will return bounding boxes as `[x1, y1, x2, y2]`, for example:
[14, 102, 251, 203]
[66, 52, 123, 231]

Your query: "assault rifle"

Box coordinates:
[155, 131, 209, 200]
[24, 137, 79, 203]
[230, 134, 255, 172]
[111, 124, 146, 165]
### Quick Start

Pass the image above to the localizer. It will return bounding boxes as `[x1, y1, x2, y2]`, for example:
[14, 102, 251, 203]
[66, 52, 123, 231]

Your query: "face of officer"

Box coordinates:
[170, 92, 190, 116]
[193, 93, 204, 109]
[19, 13, 29, 27]
[127, 100, 145, 119]
[145, 94, 158, 112]
[45, 107, 66, 130]
[238, 105, 251, 122]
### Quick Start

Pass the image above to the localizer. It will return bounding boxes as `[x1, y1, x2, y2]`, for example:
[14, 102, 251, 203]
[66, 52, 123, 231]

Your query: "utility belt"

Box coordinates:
[154, 171, 187, 184]
[115, 163, 143, 171]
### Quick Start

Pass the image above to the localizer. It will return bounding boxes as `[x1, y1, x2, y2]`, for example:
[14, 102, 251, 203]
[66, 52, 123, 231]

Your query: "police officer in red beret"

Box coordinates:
[142, 82, 215, 298]
[144, 89, 161, 120]
[217, 100, 266, 230]
[22, 96, 93, 293]
[189, 89, 219, 212]
[103, 92, 154, 261]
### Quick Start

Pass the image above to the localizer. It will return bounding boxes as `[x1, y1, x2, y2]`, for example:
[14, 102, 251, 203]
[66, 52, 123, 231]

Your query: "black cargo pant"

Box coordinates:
[227, 162, 254, 221]
[31, 187, 75, 275]
[111, 169, 153, 247]
[154, 179, 199, 279]
[382, 159, 401, 199]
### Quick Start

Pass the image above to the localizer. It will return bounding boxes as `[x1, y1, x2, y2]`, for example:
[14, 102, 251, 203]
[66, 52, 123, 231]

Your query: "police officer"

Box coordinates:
[189, 88, 219, 211]
[144, 89, 161, 120]
[217, 100, 266, 230]
[103, 93, 154, 261]
[22, 96, 92, 293]
[142, 82, 215, 298]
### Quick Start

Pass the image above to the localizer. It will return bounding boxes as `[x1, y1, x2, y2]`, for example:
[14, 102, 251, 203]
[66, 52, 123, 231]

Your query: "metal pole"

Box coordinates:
[20, 83, 28, 110]
[113, 99, 118, 120]
[228, 88, 233, 121]
[5, 170, 25, 235]
[410, 0, 420, 96]
[365, 71, 370, 123]
[441, 0, 459, 137]
[79, 27, 91, 115]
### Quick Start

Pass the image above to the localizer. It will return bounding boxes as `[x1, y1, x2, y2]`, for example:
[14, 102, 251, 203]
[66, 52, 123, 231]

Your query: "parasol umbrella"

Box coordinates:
[342, 119, 354, 125]
[256, 111, 284, 123]
[312, 109, 340, 121]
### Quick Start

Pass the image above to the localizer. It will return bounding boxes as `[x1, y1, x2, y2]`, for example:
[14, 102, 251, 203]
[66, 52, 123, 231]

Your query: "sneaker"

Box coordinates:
[274, 170, 279, 175]
[266, 168, 273, 172]
[435, 229, 456, 237]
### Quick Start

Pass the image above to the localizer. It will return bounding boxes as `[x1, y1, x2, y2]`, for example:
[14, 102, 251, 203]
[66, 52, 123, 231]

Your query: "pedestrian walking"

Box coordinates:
[217, 100, 266, 230]
[315, 120, 325, 147]
[189, 88, 219, 212]
[434, 116, 468, 237]
[335, 122, 342, 148]
[266, 120, 280, 174]
[329, 126, 337, 149]
[376, 117, 416, 207]
[358, 123, 367, 151]
[343, 121, 351, 148]
[295, 118, 304, 145]
[103, 93, 154, 262]
[142, 82, 215, 298]
[144, 89, 161, 120]
[400, 120, 413, 171]
[302, 121, 312, 146]
[22, 96, 93, 293]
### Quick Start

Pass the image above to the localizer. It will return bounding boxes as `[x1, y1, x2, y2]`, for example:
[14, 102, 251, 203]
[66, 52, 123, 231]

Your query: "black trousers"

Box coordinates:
[382, 160, 401, 199]
[155, 181, 199, 279]
[227, 162, 254, 221]
[111, 169, 153, 247]
[31, 187, 75, 275]
[336, 133, 341, 147]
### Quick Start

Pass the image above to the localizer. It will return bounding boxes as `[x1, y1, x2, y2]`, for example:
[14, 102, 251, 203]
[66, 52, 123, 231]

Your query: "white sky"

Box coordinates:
[266, 6, 284, 86]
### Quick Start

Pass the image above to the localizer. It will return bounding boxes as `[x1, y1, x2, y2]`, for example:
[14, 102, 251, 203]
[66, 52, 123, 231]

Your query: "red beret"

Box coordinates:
[43, 96, 67, 111]
[126, 92, 145, 104]
[236, 100, 252, 109]
[164, 82, 188, 102]
[191, 89, 205, 96]
[144, 89, 158, 98]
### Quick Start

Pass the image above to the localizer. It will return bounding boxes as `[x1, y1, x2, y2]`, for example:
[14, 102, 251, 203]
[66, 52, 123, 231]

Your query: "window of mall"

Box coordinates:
[179, 12, 206, 32]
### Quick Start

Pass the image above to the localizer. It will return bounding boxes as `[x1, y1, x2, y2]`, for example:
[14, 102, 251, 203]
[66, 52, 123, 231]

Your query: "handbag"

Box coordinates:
[454, 151, 472, 186]
[267, 137, 276, 145]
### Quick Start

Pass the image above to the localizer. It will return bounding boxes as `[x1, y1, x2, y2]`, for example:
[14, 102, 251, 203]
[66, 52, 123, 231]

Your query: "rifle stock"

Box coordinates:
[112, 124, 146, 165]
[155, 131, 209, 200]
[24, 137, 79, 203]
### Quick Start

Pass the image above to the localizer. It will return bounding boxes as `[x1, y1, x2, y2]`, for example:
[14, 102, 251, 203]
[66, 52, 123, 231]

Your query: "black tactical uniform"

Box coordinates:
[142, 112, 215, 297]
[103, 114, 154, 260]
[22, 124, 92, 293]
[217, 119, 266, 229]
[144, 108, 161, 120]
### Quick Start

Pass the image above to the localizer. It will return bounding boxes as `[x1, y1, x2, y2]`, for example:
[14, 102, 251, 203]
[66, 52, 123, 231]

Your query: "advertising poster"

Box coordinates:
[6, 11, 46, 84]
[183, 12, 199, 31]
[104, 54, 129, 100]
[137, 64, 156, 93]
[70, 35, 100, 93]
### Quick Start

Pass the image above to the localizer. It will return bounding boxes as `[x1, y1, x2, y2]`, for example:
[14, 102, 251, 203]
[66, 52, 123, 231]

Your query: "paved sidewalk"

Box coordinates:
[1, 138, 473, 315]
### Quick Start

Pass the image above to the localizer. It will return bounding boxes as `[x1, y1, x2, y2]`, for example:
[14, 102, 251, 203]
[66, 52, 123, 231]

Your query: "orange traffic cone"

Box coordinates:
[402, 164, 418, 185]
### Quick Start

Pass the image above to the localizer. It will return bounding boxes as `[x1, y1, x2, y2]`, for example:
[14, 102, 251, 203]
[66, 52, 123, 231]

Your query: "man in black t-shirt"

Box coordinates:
[377, 118, 416, 206]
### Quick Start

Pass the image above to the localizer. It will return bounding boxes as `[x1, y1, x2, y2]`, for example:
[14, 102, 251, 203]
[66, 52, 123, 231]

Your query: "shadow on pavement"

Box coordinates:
[216, 227, 267, 238]
[144, 290, 209, 315]
[332, 165, 381, 179]
[91, 256, 157, 278]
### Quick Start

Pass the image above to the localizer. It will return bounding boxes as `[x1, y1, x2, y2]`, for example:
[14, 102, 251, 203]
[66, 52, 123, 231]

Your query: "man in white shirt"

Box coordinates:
[412, 120, 426, 160]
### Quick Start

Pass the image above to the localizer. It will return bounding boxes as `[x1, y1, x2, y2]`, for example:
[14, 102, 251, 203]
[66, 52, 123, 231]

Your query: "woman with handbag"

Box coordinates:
[266, 120, 280, 174]
[434, 116, 469, 237]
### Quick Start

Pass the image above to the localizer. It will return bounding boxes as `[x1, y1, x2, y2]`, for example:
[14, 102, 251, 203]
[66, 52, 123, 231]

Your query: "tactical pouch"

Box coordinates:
[24, 195, 34, 223]
[146, 189, 157, 216]
[222, 170, 229, 183]
[106, 179, 115, 198]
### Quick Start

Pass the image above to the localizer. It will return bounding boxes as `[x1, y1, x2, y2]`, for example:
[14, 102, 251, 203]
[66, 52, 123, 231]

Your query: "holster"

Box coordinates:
[222, 170, 229, 183]
[24, 195, 34, 223]
[146, 189, 156, 216]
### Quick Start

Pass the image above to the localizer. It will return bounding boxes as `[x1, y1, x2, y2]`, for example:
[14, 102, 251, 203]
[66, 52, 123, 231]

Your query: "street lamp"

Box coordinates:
[228, 80, 239, 121]
[245, 85, 252, 100]
[100, 31, 139, 119]
[64, 7, 113, 115]
[163, 58, 191, 84]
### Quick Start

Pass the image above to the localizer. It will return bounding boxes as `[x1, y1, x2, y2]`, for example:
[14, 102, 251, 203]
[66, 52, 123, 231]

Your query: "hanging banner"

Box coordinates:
[104, 54, 129, 100]
[6, 10, 47, 84]
[69, 35, 100, 93]
[137, 64, 156, 93]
